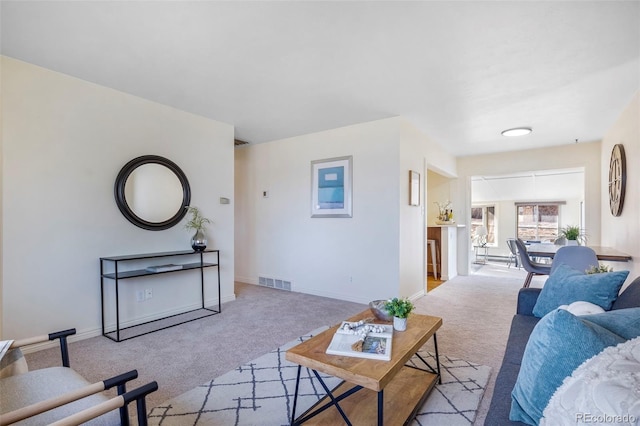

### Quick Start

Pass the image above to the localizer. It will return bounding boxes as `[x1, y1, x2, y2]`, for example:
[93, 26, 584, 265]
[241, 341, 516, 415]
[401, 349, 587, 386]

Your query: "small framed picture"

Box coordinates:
[409, 170, 420, 206]
[311, 156, 353, 218]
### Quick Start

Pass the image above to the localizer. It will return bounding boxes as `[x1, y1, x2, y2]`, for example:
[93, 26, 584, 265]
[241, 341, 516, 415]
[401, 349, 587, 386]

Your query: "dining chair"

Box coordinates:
[549, 245, 599, 275]
[506, 238, 520, 269]
[514, 238, 552, 288]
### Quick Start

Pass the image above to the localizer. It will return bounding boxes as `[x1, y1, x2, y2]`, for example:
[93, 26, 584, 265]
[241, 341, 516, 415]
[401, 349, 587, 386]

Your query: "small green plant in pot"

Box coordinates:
[586, 264, 613, 274]
[385, 297, 414, 331]
[559, 225, 586, 245]
[185, 206, 212, 251]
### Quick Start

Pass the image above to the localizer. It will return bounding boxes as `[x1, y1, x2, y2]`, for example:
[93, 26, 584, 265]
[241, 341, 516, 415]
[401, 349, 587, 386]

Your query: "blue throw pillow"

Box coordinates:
[532, 264, 628, 318]
[580, 307, 640, 340]
[510, 309, 625, 425]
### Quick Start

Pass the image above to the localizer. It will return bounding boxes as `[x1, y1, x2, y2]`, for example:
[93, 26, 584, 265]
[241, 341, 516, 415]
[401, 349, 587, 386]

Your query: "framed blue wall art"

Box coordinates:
[310, 156, 353, 218]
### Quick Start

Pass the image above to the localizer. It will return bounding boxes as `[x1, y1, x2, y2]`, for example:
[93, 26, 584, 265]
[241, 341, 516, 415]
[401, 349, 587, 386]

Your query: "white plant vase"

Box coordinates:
[567, 240, 579, 246]
[393, 316, 407, 331]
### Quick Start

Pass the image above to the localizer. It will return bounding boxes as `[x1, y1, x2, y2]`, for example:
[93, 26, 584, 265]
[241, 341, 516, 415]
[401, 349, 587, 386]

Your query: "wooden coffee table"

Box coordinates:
[286, 310, 442, 425]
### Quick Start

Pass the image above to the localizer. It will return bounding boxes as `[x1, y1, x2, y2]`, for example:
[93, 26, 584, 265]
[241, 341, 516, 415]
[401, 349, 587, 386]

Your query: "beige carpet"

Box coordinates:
[148, 331, 491, 425]
[24, 282, 367, 410]
[24, 262, 540, 424]
[419, 261, 547, 423]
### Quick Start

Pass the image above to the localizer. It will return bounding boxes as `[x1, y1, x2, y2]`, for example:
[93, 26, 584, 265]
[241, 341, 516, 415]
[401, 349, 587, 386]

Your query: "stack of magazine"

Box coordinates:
[145, 264, 183, 273]
[326, 321, 393, 361]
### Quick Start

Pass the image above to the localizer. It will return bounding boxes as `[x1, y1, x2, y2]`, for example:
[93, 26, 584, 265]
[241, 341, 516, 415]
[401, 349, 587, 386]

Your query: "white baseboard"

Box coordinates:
[21, 295, 236, 354]
[292, 285, 369, 305]
[238, 275, 361, 302]
[19, 328, 102, 354]
[409, 289, 426, 301]
[236, 277, 425, 306]
[235, 276, 257, 285]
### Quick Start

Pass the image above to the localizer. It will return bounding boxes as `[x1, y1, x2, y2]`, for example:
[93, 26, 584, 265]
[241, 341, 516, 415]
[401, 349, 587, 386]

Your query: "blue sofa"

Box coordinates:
[484, 277, 640, 425]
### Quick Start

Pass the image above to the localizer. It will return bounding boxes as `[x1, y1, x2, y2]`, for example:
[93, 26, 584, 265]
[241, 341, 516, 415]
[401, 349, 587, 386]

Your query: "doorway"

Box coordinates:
[425, 168, 457, 292]
[470, 167, 585, 269]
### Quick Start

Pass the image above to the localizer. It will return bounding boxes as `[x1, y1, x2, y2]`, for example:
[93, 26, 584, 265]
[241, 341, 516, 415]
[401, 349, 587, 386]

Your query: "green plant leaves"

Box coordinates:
[384, 297, 414, 319]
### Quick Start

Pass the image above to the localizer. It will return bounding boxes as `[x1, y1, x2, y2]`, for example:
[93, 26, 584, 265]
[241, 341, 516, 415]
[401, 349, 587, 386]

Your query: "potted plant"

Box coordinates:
[185, 206, 212, 251]
[384, 297, 414, 331]
[586, 264, 613, 274]
[559, 225, 585, 246]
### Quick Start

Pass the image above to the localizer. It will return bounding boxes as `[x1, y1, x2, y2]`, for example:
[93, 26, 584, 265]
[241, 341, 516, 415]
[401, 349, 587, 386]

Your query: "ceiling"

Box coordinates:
[1, 1, 638, 157]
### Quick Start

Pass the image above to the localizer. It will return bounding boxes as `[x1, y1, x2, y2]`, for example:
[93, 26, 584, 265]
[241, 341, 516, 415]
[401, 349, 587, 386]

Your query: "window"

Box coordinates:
[471, 205, 496, 246]
[516, 203, 561, 242]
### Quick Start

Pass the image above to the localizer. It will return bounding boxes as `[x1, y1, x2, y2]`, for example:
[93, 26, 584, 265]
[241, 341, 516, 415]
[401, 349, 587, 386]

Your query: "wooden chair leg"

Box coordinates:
[523, 273, 533, 288]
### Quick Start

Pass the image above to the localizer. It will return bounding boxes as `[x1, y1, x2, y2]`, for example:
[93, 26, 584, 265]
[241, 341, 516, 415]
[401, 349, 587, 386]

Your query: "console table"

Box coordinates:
[100, 249, 220, 342]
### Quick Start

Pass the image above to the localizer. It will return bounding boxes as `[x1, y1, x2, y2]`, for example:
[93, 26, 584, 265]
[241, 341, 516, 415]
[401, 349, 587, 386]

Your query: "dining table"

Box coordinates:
[526, 243, 632, 262]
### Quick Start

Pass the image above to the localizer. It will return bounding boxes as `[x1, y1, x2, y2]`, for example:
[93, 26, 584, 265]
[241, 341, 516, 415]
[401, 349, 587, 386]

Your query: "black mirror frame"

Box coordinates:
[114, 155, 191, 231]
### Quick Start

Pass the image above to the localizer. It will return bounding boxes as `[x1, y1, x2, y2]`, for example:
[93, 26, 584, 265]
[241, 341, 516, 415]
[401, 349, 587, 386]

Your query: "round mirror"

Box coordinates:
[114, 155, 191, 230]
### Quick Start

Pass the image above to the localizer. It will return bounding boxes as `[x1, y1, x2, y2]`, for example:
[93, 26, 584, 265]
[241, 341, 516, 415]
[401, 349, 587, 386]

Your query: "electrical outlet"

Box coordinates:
[145, 288, 153, 299]
[136, 290, 144, 302]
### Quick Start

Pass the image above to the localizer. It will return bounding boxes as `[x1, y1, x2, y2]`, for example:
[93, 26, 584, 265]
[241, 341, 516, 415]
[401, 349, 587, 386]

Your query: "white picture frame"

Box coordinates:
[311, 156, 353, 218]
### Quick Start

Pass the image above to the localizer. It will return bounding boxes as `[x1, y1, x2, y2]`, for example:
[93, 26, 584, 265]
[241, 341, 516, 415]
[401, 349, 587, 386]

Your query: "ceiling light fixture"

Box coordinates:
[501, 127, 532, 137]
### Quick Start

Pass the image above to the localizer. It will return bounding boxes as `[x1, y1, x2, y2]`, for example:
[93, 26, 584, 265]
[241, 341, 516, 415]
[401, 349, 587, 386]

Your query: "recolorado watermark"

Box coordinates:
[576, 413, 636, 424]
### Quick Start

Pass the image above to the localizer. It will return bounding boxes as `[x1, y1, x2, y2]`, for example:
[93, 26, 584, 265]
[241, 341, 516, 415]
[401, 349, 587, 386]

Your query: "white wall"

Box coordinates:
[2, 57, 235, 340]
[235, 118, 400, 303]
[399, 120, 457, 299]
[235, 117, 456, 303]
[601, 92, 640, 285]
[0, 57, 4, 336]
[471, 170, 584, 204]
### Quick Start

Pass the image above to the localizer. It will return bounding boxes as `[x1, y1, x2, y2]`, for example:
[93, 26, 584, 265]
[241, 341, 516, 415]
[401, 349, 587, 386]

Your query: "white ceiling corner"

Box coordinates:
[1, 1, 638, 156]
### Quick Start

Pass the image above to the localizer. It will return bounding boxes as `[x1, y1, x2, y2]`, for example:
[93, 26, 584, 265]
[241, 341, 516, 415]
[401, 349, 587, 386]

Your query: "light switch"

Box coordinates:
[220, 197, 230, 204]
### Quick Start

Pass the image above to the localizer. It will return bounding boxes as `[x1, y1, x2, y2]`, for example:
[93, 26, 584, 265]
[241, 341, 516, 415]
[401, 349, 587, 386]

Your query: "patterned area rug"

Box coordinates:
[148, 327, 491, 426]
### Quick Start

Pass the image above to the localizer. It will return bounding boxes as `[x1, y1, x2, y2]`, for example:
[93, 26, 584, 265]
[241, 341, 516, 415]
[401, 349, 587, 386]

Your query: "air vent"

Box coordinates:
[234, 139, 249, 147]
[257, 275, 291, 291]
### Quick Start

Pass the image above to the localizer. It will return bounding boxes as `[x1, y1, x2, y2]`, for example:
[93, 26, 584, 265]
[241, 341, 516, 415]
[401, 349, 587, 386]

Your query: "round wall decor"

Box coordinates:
[114, 155, 191, 230]
[608, 144, 626, 217]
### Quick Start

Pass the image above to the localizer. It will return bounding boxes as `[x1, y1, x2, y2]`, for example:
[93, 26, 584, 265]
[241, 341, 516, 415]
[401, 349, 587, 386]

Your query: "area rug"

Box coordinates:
[148, 327, 491, 426]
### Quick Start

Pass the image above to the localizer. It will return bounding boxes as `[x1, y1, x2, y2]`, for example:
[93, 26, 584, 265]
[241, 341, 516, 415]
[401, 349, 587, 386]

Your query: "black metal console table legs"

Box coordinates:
[100, 249, 221, 342]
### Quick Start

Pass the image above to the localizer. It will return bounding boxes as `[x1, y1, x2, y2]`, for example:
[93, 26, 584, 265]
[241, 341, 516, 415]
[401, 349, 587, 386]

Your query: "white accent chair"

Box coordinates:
[0, 329, 157, 426]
